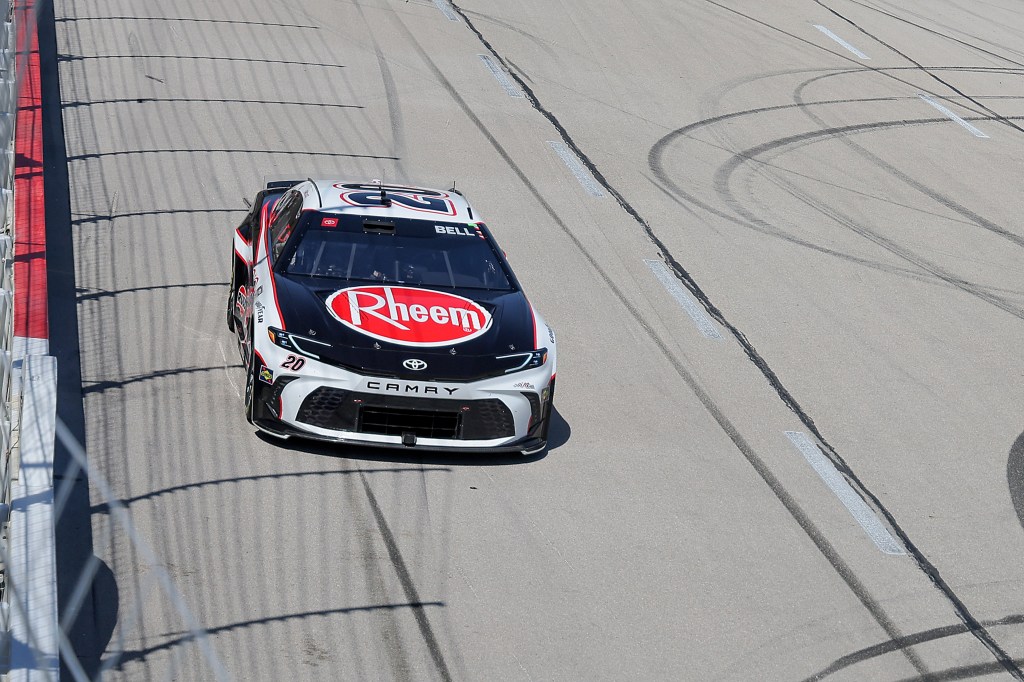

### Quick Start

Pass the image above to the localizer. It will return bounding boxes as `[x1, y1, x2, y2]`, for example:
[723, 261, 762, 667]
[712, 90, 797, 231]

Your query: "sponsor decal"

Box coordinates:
[235, 285, 250, 318]
[326, 286, 492, 347]
[259, 366, 274, 384]
[367, 381, 458, 395]
[321, 216, 339, 227]
[546, 325, 555, 344]
[334, 184, 457, 216]
[514, 381, 535, 389]
[434, 225, 476, 237]
[255, 299, 265, 323]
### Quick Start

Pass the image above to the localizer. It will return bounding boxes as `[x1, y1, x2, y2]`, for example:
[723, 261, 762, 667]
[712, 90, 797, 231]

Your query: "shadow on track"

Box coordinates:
[1006, 430, 1024, 532]
[60, 557, 118, 678]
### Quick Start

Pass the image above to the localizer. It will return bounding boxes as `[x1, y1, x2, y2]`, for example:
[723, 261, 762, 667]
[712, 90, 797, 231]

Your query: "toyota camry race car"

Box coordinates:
[228, 180, 557, 455]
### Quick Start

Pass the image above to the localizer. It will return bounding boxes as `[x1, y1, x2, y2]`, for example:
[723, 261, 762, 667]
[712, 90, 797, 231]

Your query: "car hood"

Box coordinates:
[272, 275, 539, 381]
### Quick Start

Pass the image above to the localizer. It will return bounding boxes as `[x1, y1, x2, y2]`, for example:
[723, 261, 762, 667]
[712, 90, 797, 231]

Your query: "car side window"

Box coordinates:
[237, 190, 266, 243]
[269, 191, 301, 263]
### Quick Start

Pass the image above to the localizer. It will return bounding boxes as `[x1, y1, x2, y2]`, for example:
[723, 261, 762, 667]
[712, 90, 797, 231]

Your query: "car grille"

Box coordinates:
[360, 406, 460, 439]
[295, 387, 358, 430]
[296, 388, 515, 440]
[460, 398, 515, 440]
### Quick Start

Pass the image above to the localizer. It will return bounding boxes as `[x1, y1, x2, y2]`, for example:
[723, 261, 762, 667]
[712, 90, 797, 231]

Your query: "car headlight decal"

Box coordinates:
[496, 348, 548, 374]
[268, 326, 332, 360]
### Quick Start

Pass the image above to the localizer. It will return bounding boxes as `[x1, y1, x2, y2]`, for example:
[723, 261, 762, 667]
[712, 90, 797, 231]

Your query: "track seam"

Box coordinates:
[448, 2, 1023, 679]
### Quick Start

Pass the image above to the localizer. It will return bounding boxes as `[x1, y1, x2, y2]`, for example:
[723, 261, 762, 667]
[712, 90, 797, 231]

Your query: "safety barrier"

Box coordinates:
[0, 3, 62, 679]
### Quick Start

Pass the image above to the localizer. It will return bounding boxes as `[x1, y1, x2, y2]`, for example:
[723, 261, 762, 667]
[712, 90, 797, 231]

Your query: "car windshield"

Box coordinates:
[282, 214, 515, 291]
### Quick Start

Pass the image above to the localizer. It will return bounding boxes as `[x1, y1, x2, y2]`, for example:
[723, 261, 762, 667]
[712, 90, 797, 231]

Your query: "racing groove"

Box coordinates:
[53, 0, 1024, 679]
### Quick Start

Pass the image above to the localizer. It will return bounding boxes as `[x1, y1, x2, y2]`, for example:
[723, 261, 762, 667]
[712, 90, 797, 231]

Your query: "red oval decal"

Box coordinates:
[325, 286, 493, 347]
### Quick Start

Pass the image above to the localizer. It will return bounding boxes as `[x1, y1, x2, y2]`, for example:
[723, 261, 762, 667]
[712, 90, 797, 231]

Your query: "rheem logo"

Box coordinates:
[326, 286, 492, 347]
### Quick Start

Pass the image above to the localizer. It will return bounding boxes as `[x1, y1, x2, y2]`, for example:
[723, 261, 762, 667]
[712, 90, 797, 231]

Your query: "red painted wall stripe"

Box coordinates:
[14, 0, 48, 340]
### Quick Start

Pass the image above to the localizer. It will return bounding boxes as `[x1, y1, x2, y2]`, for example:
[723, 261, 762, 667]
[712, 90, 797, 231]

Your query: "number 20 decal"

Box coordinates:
[282, 355, 305, 371]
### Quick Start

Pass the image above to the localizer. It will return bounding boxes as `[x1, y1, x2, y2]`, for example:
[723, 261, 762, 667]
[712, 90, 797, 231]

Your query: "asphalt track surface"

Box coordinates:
[46, 0, 1024, 679]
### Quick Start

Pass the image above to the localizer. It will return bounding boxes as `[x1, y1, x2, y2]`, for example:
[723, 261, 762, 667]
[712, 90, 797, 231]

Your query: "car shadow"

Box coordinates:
[256, 407, 571, 466]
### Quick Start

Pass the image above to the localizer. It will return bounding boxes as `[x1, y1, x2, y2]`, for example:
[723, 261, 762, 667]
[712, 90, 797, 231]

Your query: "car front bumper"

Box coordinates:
[251, 354, 554, 455]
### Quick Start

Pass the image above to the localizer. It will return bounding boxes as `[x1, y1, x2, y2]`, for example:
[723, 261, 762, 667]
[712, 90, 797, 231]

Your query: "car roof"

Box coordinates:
[292, 179, 478, 223]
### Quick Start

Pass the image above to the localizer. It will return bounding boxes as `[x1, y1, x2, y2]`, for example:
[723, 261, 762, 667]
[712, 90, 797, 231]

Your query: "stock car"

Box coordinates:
[227, 179, 557, 455]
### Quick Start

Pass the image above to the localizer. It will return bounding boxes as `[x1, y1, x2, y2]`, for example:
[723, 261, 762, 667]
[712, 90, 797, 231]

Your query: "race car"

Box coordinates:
[228, 179, 557, 455]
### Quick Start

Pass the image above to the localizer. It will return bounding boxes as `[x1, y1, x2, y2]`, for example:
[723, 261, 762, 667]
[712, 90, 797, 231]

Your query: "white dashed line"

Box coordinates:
[478, 55, 524, 98]
[814, 25, 870, 59]
[432, 0, 459, 22]
[547, 141, 603, 197]
[785, 431, 905, 555]
[644, 260, 721, 340]
[919, 94, 989, 138]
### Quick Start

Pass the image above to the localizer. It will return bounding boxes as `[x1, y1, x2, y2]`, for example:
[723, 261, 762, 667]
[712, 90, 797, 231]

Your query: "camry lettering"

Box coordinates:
[367, 381, 458, 395]
[326, 285, 492, 347]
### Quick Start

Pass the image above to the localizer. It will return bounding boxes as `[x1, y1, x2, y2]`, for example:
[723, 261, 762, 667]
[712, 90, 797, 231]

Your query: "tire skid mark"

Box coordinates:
[710, 119, 1024, 322]
[843, 0, 1024, 69]
[359, 472, 452, 682]
[701, 0, 1019, 125]
[649, 97, 1004, 286]
[461, 9, 559, 60]
[814, 0, 1024, 137]
[343, 467, 406, 679]
[649, 88, 1024, 297]
[353, 0, 408, 179]
[448, 2, 1023, 678]
[804, 611, 1024, 681]
[792, 69, 1022, 249]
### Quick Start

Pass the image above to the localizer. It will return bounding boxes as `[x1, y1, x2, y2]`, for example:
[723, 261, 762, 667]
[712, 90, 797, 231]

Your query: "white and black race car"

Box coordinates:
[228, 180, 557, 455]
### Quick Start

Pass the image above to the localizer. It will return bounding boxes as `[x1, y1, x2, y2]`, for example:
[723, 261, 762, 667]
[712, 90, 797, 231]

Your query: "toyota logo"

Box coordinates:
[403, 358, 428, 371]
